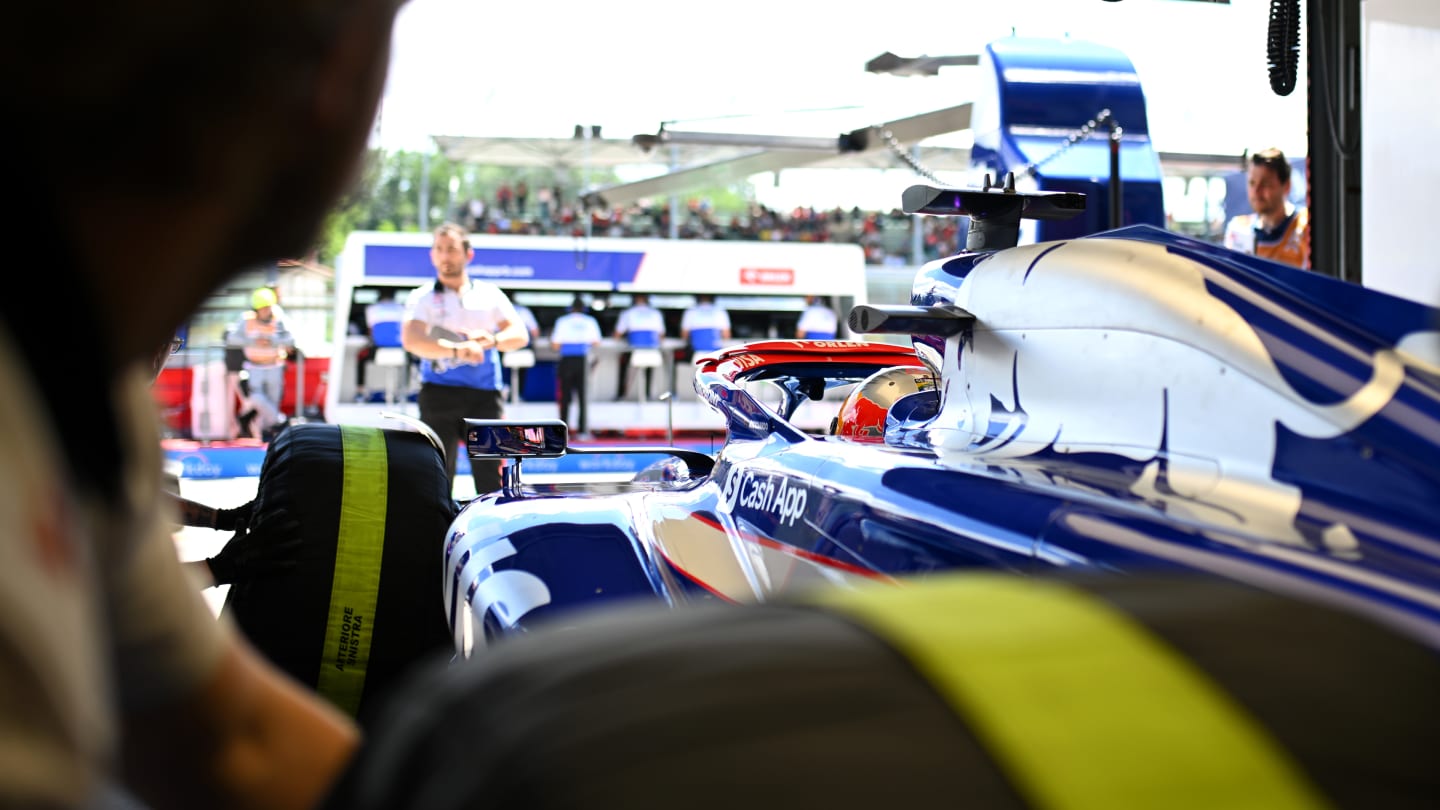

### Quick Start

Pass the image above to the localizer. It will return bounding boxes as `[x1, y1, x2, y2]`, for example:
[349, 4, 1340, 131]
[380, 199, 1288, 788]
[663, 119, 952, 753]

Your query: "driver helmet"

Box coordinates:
[831, 365, 933, 443]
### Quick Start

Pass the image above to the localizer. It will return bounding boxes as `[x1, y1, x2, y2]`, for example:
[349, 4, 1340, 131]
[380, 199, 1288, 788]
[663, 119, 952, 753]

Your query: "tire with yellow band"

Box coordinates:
[224, 422, 457, 723]
[815, 575, 1328, 810]
[328, 572, 1440, 809]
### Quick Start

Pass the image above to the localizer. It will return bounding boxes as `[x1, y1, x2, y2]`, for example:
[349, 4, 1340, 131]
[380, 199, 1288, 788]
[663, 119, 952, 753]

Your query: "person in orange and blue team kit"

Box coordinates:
[796, 294, 839, 340]
[1223, 147, 1311, 270]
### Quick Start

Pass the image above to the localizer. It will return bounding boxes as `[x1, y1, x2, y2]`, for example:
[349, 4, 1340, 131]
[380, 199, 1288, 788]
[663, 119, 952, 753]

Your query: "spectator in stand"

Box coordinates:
[550, 295, 603, 438]
[227, 287, 295, 440]
[614, 293, 666, 401]
[496, 181, 513, 216]
[796, 295, 839, 340]
[1223, 147, 1311, 270]
[384, 193, 996, 267]
[681, 294, 731, 360]
[467, 198, 486, 232]
[515, 180, 529, 217]
[401, 222, 530, 495]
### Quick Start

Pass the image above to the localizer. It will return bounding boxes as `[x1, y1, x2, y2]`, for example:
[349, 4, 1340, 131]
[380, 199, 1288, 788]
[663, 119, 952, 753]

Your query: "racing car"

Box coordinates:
[442, 180, 1440, 658]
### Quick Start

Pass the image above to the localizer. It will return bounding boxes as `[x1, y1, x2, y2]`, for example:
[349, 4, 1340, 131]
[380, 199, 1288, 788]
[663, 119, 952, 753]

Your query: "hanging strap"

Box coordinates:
[316, 425, 389, 716]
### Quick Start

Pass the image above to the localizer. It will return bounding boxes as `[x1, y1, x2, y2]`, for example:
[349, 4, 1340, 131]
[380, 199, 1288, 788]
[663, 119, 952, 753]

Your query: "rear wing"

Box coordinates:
[902, 179, 1086, 251]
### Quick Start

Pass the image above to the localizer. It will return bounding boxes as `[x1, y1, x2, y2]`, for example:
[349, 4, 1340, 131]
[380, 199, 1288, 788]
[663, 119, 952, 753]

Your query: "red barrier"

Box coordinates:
[282, 356, 329, 417]
[153, 367, 194, 436]
[152, 355, 331, 438]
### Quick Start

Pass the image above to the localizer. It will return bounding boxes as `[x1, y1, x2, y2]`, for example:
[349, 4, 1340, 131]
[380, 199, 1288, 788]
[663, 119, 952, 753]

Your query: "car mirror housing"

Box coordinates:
[465, 419, 569, 459]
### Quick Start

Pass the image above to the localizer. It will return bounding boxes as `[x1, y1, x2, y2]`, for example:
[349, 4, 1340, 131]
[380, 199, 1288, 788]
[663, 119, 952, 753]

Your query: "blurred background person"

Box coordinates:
[502, 301, 541, 403]
[796, 294, 839, 340]
[681, 293, 731, 359]
[551, 295, 603, 438]
[1223, 147, 1311, 269]
[354, 288, 406, 403]
[227, 286, 294, 440]
[614, 293, 665, 401]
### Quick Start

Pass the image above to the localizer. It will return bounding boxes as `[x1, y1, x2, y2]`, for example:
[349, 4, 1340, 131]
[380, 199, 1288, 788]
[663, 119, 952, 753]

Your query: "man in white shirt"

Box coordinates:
[357, 289, 406, 403]
[401, 223, 530, 494]
[680, 294, 731, 357]
[550, 296, 603, 437]
[796, 295, 839, 340]
[614, 293, 666, 401]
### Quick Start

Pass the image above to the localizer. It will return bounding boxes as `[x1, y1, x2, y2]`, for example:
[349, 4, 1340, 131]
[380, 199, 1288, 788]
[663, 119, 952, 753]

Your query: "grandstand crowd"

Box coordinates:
[460, 187, 965, 265]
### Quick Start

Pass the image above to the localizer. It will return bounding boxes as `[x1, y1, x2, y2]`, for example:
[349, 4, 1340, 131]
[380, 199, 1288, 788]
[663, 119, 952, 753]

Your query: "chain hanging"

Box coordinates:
[875, 107, 1116, 186]
[876, 126, 944, 184]
[1016, 108, 1113, 180]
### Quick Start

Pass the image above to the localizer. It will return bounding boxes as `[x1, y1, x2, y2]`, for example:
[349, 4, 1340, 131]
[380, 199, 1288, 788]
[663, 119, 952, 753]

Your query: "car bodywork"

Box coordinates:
[444, 185, 1440, 659]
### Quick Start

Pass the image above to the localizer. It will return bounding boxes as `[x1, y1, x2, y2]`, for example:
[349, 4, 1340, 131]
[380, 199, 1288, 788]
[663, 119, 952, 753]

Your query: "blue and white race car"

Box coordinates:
[444, 182, 1440, 659]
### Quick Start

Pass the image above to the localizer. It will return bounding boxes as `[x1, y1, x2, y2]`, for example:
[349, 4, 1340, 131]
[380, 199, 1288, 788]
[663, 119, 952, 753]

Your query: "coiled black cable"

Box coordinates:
[1267, 0, 1301, 96]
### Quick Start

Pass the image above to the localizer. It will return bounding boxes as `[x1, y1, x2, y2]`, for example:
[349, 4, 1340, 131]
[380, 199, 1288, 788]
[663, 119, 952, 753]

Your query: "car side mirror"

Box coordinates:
[464, 419, 568, 459]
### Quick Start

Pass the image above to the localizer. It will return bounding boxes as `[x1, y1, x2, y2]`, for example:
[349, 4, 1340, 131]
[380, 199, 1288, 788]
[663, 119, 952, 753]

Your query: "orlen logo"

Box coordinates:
[740, 267, 795, 286]
[720, 469, 808, 527]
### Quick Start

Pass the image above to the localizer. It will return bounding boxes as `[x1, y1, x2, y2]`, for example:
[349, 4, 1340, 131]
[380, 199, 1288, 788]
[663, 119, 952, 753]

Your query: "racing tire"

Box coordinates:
[223, 422, 457, 724]
[325, 573, 1440, 808]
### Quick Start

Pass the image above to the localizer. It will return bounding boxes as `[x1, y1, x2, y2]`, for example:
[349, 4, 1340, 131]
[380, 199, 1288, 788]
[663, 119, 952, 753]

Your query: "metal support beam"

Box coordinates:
[635, 129, 841, 153]
[586, 104, 976, 210]
[1307, 0, 1362, 283]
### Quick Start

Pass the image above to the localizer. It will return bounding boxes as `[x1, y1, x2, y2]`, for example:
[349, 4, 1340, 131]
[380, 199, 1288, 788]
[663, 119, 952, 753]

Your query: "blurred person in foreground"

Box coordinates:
[0, 1, 407, 807]
[1223, 147, 1311, 270]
